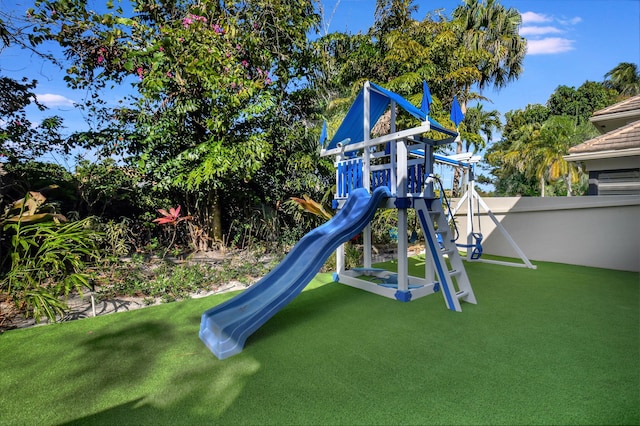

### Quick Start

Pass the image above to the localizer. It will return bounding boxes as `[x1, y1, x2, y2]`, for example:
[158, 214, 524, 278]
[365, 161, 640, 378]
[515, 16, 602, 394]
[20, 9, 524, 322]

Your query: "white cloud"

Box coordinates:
[521, 11, 552, 24]
[35, 93, 75, 107]
[520, 26, 564, 36]
[520, 11, 581, 55]
[559, 16, 582, 26]
[527, 37, 575, 55]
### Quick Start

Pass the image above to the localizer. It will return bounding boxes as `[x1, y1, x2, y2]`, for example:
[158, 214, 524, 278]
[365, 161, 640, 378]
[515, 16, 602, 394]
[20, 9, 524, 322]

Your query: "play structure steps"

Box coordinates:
[415, 198, 476, 312]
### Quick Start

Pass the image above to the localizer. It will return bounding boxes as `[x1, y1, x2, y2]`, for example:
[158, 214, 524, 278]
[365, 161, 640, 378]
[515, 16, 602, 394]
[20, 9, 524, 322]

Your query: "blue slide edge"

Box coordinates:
[199, 187, 390, 360]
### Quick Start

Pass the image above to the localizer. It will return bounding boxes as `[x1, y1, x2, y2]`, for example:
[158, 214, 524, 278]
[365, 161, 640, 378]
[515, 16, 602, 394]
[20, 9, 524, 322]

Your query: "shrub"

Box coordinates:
[1, 217, 101, 322]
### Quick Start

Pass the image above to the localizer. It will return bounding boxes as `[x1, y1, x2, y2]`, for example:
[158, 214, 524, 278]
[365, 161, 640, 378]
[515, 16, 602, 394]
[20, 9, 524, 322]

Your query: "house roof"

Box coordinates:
[325, 82, 457, 150]
[568, 119, 640, 154]
[590, 94, 640, 134]
[592, 94, 640, 117]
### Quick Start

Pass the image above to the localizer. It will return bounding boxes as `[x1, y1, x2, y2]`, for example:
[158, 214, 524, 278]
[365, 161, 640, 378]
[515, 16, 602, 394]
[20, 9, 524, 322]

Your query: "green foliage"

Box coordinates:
[603, 62, 640, 96]
[488, 107, 599, 196]
[75, 158, 141, 217]
[95, 218, 132, 258]
[547, 81, 618, 122]
[0, 77, 68, 163]
[28, 0, 323, 245]
[95, 250, 283, 303]
[1, 217, 101, 322]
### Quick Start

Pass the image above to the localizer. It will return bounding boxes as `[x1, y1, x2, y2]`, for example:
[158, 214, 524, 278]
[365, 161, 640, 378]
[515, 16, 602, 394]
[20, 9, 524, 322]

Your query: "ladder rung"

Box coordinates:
[435, 229, 448, 234]
[456, 290, 468, 299]
[441, 247, 455, 255]
[449, 269, 461, 276]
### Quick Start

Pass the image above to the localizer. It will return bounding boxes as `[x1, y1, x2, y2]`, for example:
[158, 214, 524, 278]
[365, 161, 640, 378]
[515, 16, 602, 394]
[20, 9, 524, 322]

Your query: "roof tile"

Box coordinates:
[592, 94, 640, 117]
[569, 119, 640, 153]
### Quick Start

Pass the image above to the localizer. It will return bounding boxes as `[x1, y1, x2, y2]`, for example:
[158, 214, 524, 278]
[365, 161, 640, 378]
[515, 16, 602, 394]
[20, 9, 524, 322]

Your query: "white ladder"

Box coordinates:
[414, 198, 477, 312]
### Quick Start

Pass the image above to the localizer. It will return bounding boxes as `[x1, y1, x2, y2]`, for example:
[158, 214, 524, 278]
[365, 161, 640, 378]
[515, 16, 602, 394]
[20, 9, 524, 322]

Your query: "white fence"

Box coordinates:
[451, 195, 640, 272]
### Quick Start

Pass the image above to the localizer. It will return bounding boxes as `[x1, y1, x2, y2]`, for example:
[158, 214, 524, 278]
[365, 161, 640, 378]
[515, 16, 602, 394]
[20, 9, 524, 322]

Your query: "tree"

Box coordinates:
[604, 62, 640, 96]
[0, 10, 67, 165]
[547, 81, 618, 122]
[536, 116, 597, 196]
[29, 0, 321, 244]
[452, 0, 526, 95]
[372, 0, 418, 41]
[499, 115, 597, 196]
[485, 104, 549, 196]
[459, 103, 501, 153]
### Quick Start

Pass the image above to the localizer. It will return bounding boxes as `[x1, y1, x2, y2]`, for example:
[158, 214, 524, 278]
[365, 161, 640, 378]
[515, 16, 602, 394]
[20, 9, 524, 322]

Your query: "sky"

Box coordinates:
[1, 0, 639, 164]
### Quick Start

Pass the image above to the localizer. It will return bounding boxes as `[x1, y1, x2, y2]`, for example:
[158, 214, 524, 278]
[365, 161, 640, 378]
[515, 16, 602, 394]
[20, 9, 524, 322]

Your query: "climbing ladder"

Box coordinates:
[414, 198, 476, 312]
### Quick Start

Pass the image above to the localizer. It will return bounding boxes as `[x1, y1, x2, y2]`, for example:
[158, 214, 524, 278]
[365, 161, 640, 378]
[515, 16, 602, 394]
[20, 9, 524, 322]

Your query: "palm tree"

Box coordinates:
[503, 116, 597, 196]
[460, 103, 502, 152]
[604, 62, 640, 96]
[537, 116, 598, 196]
[450, 0, 526, 194]
[502, 123, 547, 196]
[452, 0, 527, 94]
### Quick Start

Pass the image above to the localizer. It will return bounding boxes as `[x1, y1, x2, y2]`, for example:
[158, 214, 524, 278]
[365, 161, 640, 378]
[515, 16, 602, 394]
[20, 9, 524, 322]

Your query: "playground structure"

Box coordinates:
[319, 81, 477, 307]
[200, 80, 532, 360]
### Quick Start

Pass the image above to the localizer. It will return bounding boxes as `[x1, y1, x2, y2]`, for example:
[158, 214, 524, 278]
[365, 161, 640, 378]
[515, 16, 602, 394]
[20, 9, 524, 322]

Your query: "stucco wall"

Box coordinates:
[451, 195, 640, 272]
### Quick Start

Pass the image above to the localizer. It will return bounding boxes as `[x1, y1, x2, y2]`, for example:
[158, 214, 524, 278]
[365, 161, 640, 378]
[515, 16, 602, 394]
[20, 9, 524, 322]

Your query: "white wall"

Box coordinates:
[452, 195, 640, 272]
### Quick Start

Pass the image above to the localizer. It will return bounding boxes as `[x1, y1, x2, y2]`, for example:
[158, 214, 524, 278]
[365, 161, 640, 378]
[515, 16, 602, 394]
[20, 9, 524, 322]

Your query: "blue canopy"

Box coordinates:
[325, 82, 457, 150]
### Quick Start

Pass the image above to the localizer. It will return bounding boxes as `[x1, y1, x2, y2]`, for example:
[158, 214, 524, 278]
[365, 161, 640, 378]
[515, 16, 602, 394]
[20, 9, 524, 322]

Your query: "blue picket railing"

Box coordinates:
[336, 159, 425, 198]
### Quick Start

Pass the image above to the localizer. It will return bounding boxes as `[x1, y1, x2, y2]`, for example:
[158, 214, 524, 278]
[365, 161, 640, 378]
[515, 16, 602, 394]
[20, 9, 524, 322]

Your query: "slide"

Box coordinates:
[200, 187, 390, 360]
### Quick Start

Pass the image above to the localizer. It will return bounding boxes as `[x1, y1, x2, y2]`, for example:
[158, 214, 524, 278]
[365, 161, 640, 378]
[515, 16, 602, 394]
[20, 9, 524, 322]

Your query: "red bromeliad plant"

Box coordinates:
[153, 206, 192, 257]
[153, 205, 191, 226]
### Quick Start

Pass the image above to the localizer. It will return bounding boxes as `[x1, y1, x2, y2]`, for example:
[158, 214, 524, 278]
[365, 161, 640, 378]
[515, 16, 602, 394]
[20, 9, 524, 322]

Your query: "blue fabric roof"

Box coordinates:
[326, 82, 457, 150]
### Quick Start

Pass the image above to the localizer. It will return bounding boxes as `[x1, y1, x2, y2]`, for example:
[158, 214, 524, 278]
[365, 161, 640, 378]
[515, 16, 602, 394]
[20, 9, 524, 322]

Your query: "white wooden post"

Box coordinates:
[390, 101, 397, 197]
[363, 82, 372, 268]
[397, 140, 408, 292]
[466, 168, 473, 261]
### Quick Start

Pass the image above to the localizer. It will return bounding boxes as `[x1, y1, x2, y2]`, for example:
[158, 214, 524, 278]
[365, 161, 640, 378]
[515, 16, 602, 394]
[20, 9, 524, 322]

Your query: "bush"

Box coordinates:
[1, 217, 101, 322]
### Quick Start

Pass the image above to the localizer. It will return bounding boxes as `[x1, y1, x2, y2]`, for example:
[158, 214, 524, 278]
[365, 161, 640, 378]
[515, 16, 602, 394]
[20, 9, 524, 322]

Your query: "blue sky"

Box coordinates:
[1, 0, 639, 152]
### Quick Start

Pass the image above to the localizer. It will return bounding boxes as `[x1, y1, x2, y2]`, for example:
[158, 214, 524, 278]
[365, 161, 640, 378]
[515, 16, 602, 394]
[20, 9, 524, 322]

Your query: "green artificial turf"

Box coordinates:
[1, 258, 638, 425]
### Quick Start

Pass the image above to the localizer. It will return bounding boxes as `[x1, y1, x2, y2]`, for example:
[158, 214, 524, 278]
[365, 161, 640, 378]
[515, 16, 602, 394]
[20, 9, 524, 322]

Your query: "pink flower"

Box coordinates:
[159, 46, 164, 52]
[167, 71, 173, 78]
[97, 55, 105, 64]
[241, 60, 248, 67]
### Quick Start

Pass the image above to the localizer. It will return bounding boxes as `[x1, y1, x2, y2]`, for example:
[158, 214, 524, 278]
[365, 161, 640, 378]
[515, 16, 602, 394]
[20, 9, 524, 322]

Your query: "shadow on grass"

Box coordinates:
[59, 318, 176, 412]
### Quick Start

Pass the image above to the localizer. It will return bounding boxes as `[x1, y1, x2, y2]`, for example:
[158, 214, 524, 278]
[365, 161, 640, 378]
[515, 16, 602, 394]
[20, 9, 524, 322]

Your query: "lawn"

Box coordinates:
[1, 256, 638, 425]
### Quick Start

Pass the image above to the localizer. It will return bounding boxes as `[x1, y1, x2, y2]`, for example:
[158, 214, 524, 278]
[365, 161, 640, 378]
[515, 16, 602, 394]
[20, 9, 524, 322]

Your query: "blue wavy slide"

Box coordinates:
[200, 187, 390, 360]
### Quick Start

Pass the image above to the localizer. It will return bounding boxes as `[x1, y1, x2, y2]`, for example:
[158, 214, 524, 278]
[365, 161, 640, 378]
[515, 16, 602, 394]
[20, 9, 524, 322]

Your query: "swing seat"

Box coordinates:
[470, 232, 483, 260]
[456, 232, 483, 259]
